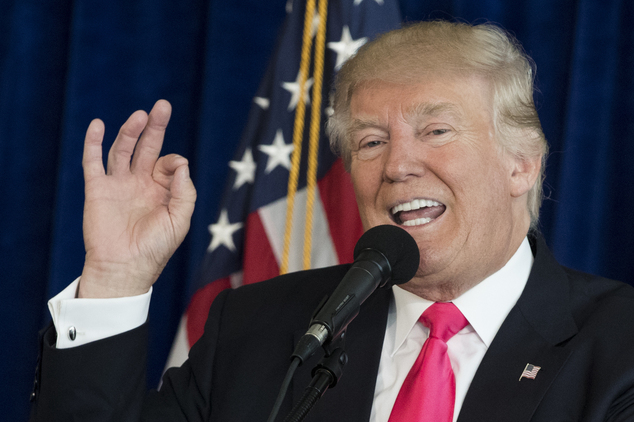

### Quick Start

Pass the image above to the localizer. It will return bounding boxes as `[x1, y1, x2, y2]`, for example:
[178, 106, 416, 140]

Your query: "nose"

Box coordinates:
[382, 133, 424, 183]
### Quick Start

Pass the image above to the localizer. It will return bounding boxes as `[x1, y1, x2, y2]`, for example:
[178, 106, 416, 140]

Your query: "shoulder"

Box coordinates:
[209, 264, 353, 334]
[525, 232, 634, 344]
[564, 266, 634, 299]
[564, 266, 634, 332]
[229, 264, 353, 302]
[529, 232, 634, 324]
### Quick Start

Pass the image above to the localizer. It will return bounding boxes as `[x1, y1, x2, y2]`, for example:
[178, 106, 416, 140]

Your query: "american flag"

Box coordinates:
[519, 363, 541, 381]
[164, 0, 402, 369]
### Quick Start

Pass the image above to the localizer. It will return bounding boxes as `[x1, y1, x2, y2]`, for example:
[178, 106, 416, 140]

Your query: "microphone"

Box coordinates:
[292, 224, 420, 363]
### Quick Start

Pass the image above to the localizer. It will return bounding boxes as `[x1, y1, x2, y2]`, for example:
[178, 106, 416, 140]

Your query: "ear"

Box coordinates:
[509, 153, 542, 198]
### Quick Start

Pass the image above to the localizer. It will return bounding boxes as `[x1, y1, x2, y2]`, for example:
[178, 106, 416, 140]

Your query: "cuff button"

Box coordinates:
[68, 326, 77, 341]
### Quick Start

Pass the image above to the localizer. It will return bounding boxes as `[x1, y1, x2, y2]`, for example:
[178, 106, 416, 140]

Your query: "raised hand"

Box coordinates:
[78, 100, 196, 298]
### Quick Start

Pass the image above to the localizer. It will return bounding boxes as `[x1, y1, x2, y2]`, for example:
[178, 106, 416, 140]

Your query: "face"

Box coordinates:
[348, 75, 531, 301]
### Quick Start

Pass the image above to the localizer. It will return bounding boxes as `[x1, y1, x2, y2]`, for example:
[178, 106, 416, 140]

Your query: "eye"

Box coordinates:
[416, 124, 456, 147]
[355, 133, 386, 151]
[362, 139, 383, 148]
[353, 136, 386, 161]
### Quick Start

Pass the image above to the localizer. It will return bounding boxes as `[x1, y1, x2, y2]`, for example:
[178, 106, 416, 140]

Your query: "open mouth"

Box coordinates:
[391, 199, 446, 227]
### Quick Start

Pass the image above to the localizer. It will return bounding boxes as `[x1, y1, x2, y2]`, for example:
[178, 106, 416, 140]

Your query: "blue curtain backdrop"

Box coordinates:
[1, 0, 632, 419]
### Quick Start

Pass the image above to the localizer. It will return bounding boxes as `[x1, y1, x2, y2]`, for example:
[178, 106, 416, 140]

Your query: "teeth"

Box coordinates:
[391, 199, 441, 215]
[402, 217, 433, 226]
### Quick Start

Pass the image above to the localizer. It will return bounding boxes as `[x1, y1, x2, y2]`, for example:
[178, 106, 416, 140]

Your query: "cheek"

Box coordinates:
[350, 162, 383, 223]
[435, 146, 507, 212]
[461, 162, 512, 222]
[350, 160, 380, 196]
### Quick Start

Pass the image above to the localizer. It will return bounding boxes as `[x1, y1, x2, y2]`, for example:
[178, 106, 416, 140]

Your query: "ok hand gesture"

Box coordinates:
[79, 100, 196, 298]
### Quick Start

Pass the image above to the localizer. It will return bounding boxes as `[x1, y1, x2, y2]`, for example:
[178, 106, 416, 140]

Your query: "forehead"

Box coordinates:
[346, 75, 495, 137]
[350, 75, 493, 115]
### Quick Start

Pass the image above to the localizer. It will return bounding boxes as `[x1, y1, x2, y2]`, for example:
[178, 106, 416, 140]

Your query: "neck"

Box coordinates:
[403, 230, 529, 302]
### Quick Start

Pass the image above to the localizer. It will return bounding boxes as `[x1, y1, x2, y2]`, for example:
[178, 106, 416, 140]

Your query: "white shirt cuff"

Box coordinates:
[48, 278, 152, 349]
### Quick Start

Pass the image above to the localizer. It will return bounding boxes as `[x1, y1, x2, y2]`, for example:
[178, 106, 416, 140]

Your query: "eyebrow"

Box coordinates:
[346, 102, 465, 145]
[348, 102, 463, 135]
[346, 117, 386, 138]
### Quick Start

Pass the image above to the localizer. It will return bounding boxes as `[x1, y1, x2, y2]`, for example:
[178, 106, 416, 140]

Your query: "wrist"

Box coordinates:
[79, 261, 156, 298]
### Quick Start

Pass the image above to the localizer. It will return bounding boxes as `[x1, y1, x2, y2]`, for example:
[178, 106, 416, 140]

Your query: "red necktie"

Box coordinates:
[388, 302, 469, 422]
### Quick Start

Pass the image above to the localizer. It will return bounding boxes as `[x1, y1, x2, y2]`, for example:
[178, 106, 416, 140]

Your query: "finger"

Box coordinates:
[168, 163, 197, 237]
[130, 100, 172, 175]
[152, 154, 196, 230]
[152, 154, 189, 190]
[107, 110, 149, 175]
[82, 119, 106, 182]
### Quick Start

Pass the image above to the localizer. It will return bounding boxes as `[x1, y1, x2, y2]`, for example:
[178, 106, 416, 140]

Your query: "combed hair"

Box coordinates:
[326, 20, 548, 228]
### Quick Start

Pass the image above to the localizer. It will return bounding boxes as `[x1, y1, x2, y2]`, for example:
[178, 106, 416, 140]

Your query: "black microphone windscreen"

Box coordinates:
[353, 225, 420, 286]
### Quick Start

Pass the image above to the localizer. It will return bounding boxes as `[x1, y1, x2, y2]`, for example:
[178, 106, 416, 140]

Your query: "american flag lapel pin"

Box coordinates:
[519, 363, 541, 381]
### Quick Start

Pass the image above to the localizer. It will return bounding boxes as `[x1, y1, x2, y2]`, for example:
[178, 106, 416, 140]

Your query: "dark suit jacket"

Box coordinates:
[30, 235, 634, 421]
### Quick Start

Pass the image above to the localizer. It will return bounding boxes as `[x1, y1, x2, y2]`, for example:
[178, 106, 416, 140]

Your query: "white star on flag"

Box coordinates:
[258, 129, 294, 173]
[282, 71, 314, 111]
[328, 26, 368, 70]
[207, 209, 243, 253]
[253, 97, 270, 110]
[228, 148, 256, 189]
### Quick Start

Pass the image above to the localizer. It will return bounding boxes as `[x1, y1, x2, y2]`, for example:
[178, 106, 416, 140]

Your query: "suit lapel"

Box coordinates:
[291, 287, 391, 422]
[458, 234, 578, 422]
[457, 306, 573, 422]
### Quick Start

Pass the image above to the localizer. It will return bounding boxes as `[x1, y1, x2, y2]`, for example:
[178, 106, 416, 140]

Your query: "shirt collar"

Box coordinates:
[390, 237, 534, 355]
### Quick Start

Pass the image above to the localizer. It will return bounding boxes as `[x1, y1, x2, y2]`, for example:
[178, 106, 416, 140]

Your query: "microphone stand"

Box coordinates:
[282, 335, 348, 422]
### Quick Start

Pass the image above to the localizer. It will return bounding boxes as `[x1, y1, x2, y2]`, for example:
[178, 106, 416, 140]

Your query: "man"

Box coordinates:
[31, 21, 634, 422]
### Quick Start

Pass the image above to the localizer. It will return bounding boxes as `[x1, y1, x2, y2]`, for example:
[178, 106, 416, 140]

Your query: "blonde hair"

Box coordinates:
[326, 20, 548, 228]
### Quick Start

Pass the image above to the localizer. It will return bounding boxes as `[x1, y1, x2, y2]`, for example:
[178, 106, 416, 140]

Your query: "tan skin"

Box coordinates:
[79, 100, 196, 298]
[348, 76, 542, 302]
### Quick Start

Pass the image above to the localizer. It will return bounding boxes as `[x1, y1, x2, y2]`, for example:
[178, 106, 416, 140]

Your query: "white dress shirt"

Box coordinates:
[369, 237, 533, 422]
[49, 238, 533, 421]
[48, 278, 151, 349]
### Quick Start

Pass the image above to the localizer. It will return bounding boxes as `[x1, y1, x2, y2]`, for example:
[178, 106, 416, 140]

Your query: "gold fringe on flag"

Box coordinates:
[280, 0, 329, 274]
